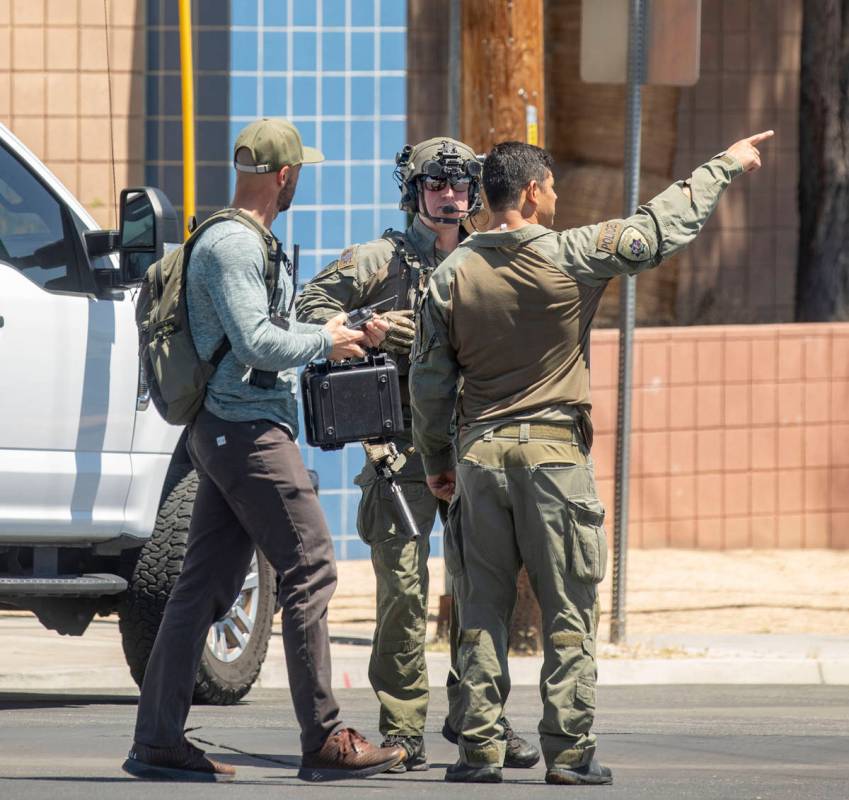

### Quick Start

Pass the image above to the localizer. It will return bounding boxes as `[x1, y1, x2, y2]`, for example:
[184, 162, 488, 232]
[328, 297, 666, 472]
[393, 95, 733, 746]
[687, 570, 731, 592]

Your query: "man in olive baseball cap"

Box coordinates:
[233, 117, 324, 173]
[232, 117, 324, 215]
[124, 115, 401, 783]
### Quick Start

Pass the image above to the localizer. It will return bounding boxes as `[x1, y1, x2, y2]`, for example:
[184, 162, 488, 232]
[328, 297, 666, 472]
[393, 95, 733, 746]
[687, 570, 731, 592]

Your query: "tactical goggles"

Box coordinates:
[422, 175, 472, 192]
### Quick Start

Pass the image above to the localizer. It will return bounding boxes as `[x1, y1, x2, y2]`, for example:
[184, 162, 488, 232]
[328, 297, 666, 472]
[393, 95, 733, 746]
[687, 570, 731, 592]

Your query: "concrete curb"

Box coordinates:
[254, 651, 849, 690]
[2, 617, 847, 691]
[2, 656, 847, 692]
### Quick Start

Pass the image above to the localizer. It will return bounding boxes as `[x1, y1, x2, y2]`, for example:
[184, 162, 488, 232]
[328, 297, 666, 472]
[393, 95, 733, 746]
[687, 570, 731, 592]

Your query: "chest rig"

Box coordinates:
[381, 229, 433, 316]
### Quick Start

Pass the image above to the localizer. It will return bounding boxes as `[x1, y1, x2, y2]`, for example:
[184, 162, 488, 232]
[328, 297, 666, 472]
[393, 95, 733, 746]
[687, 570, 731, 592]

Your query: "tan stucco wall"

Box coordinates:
[0, 0, 146, 227]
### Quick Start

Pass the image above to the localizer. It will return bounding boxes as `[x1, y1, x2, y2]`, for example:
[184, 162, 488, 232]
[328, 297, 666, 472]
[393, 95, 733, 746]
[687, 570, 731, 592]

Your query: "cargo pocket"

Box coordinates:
[355, 468, 425, 546]
[566, 495, 608, 583]
[575, 677, 597, 710]
[443, 495, 464, 575]
[354, 466, 390, 546]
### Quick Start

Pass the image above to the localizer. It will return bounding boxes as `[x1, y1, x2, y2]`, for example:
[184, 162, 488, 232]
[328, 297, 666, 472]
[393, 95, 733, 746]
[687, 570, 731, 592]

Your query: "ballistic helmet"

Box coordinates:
[394, 137, 483, 224]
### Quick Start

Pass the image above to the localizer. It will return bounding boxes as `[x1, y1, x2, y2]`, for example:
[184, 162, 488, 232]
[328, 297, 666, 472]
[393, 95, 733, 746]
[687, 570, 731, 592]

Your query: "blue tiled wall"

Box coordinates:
[146, 0, 441, 559]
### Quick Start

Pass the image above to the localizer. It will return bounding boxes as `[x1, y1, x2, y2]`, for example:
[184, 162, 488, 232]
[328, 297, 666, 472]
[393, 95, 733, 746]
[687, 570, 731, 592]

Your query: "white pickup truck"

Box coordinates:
[0, 122, 277, 703]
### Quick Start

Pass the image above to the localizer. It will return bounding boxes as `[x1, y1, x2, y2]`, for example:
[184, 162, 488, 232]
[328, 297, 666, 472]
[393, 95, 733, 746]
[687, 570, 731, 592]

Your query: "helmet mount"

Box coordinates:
[394, 138, 483, 226]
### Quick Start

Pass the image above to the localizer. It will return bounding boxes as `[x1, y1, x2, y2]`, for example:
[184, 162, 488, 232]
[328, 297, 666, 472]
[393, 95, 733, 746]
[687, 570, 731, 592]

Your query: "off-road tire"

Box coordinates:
[118, 464, 276, 705]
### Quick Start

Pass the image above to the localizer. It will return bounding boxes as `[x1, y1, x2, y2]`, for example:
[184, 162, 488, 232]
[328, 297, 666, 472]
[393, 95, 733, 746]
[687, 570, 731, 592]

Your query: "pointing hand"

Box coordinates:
[726, 130, 774, 173]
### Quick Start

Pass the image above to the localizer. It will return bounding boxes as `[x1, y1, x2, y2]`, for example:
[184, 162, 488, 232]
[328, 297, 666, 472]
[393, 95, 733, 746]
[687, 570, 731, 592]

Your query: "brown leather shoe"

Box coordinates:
[298, 727, 404, 781]
[122, 738, 236, 782]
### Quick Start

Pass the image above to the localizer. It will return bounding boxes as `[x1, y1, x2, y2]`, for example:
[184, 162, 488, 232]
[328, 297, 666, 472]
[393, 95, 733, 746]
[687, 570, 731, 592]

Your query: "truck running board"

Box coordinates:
[0, 574, 128, 597]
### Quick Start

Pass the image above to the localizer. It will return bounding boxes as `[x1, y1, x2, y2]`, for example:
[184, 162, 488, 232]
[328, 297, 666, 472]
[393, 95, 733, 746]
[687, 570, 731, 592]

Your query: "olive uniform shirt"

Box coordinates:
[295, 214, 447, 410]
[410, 154, 744, 476]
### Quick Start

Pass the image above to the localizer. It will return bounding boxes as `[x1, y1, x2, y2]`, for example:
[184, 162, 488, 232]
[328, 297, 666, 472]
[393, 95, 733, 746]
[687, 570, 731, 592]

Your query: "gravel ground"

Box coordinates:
[332, 549, 849, 642]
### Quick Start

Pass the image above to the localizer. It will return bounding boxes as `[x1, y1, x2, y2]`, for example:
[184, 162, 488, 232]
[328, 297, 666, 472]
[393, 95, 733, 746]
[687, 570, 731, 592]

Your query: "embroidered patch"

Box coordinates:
[617, 226, 653, 261]
[596, 221, 623, 254]
[338, 247, 355, 268]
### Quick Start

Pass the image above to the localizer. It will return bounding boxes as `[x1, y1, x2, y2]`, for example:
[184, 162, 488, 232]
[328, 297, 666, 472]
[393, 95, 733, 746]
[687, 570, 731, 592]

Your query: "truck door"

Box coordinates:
[0, 141, 136, 542]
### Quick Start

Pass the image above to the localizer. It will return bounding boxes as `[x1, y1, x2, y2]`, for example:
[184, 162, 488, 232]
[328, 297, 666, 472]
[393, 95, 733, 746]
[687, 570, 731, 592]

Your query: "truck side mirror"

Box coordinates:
[118, 187, 179, 286]
[84, 229, 121, 258]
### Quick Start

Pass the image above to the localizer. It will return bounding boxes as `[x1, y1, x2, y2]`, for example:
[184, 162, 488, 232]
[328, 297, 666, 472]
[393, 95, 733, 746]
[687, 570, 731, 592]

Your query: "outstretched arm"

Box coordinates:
[558, 130, 775, 285]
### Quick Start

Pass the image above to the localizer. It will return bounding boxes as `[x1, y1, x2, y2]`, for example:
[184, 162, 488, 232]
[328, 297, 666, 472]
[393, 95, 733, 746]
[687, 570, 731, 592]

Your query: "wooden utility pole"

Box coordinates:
[459, 0, 546, 653]
[460, 0, 545, 152]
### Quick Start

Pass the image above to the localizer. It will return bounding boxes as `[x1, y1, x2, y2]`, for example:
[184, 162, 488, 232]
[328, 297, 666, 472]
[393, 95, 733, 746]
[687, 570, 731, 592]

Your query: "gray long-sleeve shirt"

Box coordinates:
[186, 218, 332, 434]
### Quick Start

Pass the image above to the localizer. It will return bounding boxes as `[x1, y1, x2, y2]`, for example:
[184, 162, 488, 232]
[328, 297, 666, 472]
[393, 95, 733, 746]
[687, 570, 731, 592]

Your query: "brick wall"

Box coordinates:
[591, 322, 849, 549]
[673, 0, 802, 325]
[0, 0, 146, 228]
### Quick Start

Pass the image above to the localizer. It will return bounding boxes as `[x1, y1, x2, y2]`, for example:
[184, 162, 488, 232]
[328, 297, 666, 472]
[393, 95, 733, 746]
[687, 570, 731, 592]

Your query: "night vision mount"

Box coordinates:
[394, 140, 484, 225]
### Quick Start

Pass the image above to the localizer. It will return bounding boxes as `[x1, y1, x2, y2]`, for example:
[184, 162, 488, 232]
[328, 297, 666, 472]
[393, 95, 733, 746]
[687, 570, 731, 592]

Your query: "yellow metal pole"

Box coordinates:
[178, 0, 196, 239]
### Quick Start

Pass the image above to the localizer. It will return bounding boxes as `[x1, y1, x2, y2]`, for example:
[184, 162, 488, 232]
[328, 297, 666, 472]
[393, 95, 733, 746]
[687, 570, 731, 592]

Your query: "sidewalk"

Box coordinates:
[1, 550, 848, 690]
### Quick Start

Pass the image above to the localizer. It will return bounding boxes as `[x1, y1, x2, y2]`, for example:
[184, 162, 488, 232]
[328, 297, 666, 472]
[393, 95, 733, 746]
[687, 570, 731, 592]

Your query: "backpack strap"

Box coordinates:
[209, 336, 232, 368]
[189, 208, 279, 295]
[182, 209, 279, 370]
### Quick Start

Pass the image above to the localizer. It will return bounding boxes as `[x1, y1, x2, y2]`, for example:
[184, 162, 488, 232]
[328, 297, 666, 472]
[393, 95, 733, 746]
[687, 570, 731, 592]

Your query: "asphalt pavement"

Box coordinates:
[1, 685, 847, 799]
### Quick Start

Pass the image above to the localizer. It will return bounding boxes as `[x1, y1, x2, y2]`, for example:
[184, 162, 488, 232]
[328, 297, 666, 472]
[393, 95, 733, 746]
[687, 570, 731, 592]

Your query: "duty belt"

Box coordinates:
[486, 422, 576, 443]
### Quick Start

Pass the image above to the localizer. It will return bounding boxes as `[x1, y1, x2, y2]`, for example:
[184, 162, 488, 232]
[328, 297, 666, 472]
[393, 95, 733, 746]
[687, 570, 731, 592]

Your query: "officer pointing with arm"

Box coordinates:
[297, 138, 539, 773]
[410, 132, 773, 785]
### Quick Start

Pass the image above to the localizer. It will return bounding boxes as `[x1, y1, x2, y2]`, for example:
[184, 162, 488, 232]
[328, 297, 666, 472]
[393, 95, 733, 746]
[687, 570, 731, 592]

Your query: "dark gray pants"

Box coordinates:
[134, 409, 343, 753]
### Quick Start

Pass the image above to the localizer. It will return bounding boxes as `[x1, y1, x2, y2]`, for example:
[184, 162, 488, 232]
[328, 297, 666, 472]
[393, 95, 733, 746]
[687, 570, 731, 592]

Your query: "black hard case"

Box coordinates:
[301, 353, 405, 450]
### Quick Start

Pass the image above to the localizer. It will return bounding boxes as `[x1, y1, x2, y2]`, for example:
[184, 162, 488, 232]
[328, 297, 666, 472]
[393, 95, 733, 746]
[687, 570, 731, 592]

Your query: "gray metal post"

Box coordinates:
[445, 0, 461, 598]
[611, 0, 647, 645]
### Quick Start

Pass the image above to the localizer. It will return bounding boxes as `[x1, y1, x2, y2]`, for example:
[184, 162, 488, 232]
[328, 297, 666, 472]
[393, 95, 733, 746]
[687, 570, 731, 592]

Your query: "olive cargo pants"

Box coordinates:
[446, 422, 607, 769]
[354, 431, 462, 736]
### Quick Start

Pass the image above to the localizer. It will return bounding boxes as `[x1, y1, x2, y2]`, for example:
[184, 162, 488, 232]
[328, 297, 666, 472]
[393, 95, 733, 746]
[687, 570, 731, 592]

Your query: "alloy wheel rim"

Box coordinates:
[206, 552, 260, 664]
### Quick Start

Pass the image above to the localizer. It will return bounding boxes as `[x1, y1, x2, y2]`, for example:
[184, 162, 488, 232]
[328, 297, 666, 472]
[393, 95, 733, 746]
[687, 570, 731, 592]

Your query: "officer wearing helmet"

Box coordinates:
[296, 137, 538, 773]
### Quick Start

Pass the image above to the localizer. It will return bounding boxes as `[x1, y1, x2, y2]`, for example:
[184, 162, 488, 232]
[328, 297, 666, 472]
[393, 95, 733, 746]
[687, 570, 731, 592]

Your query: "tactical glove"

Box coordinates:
[381, 309, 417, 354]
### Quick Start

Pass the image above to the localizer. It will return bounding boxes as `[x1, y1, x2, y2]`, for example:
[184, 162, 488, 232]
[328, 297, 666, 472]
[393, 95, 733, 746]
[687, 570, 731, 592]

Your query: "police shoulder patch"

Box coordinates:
[596, 221, 623, 254]
[617, 226, 652, 261]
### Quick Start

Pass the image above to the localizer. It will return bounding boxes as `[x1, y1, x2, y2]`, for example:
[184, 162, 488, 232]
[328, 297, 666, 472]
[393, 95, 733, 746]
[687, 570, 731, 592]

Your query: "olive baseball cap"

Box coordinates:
[233, 117, 324, 173]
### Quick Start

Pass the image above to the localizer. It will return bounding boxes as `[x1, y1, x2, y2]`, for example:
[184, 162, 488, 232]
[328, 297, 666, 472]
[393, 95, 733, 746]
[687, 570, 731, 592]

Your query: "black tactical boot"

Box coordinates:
[441, 717, 460, 745]
[545, 758, 613, 785]
[382, 734, 428, 773]
[445, 761, 502, 783]
[501, 717, 540, 768]
[442, 716, 540, 769]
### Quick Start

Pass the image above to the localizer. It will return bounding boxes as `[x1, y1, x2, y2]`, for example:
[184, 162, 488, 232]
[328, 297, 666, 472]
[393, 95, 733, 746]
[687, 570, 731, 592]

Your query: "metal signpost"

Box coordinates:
[581, 0, 701, 644]
[612, 0, 646, 645]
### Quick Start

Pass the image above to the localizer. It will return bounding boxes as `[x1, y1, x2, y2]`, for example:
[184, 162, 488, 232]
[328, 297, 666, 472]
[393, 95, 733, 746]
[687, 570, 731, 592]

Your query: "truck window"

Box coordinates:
[0, 144, 81, 292]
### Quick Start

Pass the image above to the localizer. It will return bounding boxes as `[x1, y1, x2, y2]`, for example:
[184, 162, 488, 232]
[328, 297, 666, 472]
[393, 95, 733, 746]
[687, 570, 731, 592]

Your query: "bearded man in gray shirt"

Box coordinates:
[124, 118, 404, 783]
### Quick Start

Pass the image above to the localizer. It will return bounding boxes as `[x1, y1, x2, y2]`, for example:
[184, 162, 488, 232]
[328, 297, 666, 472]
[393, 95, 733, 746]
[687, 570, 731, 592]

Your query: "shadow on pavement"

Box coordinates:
[0, 777, 137, 783]
[211, 751, 301, 768]
[0, 691, 139, 709]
